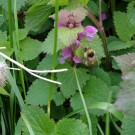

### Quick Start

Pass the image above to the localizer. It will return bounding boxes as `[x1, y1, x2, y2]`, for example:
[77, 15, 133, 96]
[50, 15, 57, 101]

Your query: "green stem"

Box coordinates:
[105, 91, 112, 135]
[98, 124, 105, 135]
[99, 0, 102, 26]
[110, 0, 115, 15]
[47, 0, 59, 117]
[8, 0, 13, 48]
[84, 6, 110, 70]
[14, 0, 26, 98]
[74, 68, 92, 135]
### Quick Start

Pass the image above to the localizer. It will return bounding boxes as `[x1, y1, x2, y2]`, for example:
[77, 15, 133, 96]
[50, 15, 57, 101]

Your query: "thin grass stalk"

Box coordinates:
[47, 0, 59, 117]
[14, 0, 26, 97]
[74, 68, 92, 135]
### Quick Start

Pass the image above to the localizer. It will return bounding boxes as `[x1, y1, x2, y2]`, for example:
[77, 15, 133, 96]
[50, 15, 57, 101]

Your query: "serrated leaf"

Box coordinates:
[21, 105, 55, 134]
[113, 53, 135, 73]
[25, 2, 53, 32]
[0, 41, 13, 56]
[26, 79, 57, 106]
[55, 119, 89, 135]
[20, 38, 43, 61]
[71, 76, 109, 115]
[114, 72, 135, 115]
[58, 27, 83, 46]
[127, 1, 135, 25]
[91, 67, 111, 86]
[108, 40, 135, 52]
[113, 11, 135, 41]
[121, 115, 135, 135]
[15, 29, 28, 40]
[57, 64, 90, 98]
[0, 87, 9, 96]
[0, 31, 7, 41]
[42, 29, 64, 54]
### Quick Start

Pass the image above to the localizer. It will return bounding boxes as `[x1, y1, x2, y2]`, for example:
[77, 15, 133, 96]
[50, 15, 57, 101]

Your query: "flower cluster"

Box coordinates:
[59, 26, 98, 64]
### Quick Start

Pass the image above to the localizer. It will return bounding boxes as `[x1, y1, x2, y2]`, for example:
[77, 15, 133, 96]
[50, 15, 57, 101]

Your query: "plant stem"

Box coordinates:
[47, 0, 59, 117]
[110, 0, 115, 15]
[84, 6, 110, 70]
[74, 68, 92, 135]
[105, 91, 112, 135]
[99, 0, 102, 26]
[14, 0, 26, 98]
[98, 124, 105, 135]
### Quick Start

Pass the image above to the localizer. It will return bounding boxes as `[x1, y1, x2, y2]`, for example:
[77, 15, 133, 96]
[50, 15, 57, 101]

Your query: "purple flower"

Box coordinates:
[101, 13, 107, 20]
[73, 56, 82, 63]
[78, 26, 98, 41]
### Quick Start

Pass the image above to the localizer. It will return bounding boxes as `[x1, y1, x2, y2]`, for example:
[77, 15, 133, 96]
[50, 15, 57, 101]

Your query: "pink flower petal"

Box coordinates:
[102, 13, 107, 20]
[59, 58, 65, 64]
[73, 56, 82, 63]
[61, 46, 72, 59]
[84, 26, 98, 35]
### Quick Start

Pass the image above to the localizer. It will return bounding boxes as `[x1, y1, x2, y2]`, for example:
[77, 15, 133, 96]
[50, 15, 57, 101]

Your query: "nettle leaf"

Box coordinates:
[127, 1, 135, 25]
[0, 16, 4, 27]
[20, 37, 43, 61]
[21, 105, 55, 134]
[57, 64, 90, 98]
[26, 79, 57, 106]
[113, 53, 135, 73]
[91, 67, 111, 86]
[55, 119, 89, 135]
[0, 41, 13, 56]
[0, 31, 7, 41]
[113, 11, 135, 42]
[108, 40, 135, 52]
[121, 115, 135, 135]
[81, 35, 105, 60]
[15, 29, 28, 41]
[0, 87, 9, 96]
[58, 27, 83, 46]
[42, 29, 64, 54]
[47, 0, 68, 6]
[114, 72, 135, 115]
[71, 76, 109, 115]
[108, 72, 122, 85]
[0, 0, 27, 11]
[25, 2, 53, 32]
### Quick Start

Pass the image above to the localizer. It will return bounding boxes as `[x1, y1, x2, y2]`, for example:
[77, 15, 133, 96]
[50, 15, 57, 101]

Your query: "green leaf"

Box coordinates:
[121, 115, 135, 135]
[71, 76, 109, 115]
[0, 31, 7, 41]
[0, 41, 13, 56]
[0, 16, 4, 27]
[58, 27, 83, 46]
[113, 53, 135, 73]
[15, 29, 28, 41]
[108, 40, 135, 52]
[26, 79, 57, 106]
[0, 0, 27, 11]
[57, 64, 90, 98]
[20, 38, 43, 61]
[91, 67, 111, 86]
[114, 72, 135, 115]
[0, 87, 9, 96]
[25, 2, 53, 32]
[47, 0, 68, 6]
[127, 1, 135, 25]
[113, 11, 135, 41]
[42, 29, 64, 54]
[21, 105, 55, 134]
[79, 0, 88, 6]
[55, 119, 89, 135]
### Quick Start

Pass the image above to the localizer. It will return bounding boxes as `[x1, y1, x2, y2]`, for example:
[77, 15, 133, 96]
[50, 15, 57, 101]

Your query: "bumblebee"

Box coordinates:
[83, 48, 97, 67]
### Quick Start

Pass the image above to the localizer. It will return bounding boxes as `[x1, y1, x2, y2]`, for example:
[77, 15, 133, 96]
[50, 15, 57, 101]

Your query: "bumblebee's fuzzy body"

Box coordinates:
[83, 48, 97, 67]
